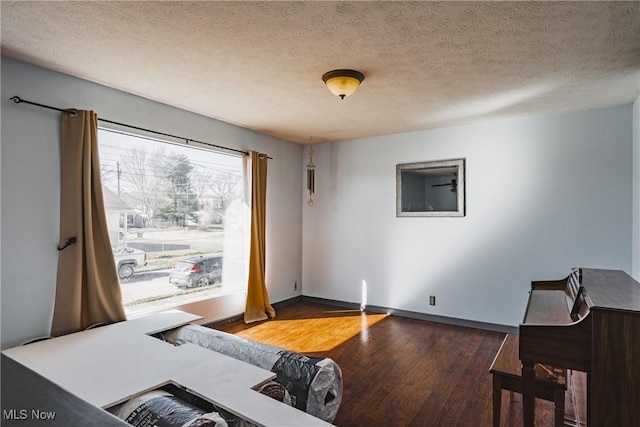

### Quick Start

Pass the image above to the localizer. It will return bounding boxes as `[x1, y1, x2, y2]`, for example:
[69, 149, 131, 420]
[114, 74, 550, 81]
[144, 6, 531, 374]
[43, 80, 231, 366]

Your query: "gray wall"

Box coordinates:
[633, 95, 640, 280]
[302, 106, 634, 327]
[1, 56, 303, 349]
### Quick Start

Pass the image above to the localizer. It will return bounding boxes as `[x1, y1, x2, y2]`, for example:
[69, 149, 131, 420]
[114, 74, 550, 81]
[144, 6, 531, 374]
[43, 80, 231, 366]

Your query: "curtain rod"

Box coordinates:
[9, 96, 272, 159]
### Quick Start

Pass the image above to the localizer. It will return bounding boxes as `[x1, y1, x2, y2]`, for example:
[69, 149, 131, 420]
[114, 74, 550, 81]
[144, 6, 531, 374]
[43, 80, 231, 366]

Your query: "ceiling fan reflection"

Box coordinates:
[431, 178, 457, 194]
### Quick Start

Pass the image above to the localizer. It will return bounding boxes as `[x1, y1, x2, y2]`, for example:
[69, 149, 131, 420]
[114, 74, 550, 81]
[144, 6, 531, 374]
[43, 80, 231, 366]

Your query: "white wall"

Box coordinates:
[1, 56, 303, 349]
[633, 95, 640, 280]
[302, 106, 633, 327]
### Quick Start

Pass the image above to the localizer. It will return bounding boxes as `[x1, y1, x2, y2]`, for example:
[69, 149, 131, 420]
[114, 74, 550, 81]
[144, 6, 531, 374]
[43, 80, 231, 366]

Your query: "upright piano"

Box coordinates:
[519, 268, 640, 427]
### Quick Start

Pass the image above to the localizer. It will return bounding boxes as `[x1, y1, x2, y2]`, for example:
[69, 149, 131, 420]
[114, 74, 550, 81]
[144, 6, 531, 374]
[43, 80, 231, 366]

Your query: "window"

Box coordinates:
[98, 129, 246, 316]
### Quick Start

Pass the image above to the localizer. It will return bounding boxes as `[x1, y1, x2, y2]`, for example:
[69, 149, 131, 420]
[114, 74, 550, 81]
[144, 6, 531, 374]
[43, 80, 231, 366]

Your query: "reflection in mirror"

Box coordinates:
[396, 159, 465, 217]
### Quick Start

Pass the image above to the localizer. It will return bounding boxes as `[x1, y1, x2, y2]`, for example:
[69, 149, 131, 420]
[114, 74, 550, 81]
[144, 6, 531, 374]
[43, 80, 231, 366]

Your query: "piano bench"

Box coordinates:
[489, 334, 567, 427]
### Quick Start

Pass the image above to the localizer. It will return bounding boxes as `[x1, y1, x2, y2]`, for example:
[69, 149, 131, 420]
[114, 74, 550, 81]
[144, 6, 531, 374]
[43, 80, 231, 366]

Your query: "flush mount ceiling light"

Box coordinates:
[322, 69, 365, 99]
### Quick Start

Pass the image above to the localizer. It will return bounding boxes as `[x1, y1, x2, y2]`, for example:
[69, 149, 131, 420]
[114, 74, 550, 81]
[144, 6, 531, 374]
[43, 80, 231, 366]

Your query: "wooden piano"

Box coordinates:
[519, 268, 640, 427]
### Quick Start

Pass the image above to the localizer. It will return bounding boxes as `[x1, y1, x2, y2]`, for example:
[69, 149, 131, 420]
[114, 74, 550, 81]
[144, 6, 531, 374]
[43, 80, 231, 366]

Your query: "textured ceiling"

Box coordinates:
[1, 1, 639, 144]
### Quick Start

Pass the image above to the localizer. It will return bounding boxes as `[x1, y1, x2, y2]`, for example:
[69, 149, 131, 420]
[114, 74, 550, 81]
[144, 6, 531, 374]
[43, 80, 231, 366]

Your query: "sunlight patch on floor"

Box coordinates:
[235, 312, 388, 353]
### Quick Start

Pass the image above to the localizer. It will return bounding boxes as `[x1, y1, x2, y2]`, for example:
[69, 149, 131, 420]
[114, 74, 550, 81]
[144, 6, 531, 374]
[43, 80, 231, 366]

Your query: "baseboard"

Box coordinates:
[205, 294, 517, 335]
[302, 296, 518, 334]
[301, 296, 362, 311]
[273, 295, 304, 308]
[204, 296, 303, 329]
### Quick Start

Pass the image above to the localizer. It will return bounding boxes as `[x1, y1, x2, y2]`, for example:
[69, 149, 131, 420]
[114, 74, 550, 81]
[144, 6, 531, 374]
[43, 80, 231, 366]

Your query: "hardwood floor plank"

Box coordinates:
[214, 301, 560, 426]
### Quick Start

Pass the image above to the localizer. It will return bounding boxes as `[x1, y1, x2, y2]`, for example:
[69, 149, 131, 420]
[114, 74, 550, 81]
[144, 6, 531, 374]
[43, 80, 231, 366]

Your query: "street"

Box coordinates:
[119, 269, 227, 316]
[120, 268, 174, 301]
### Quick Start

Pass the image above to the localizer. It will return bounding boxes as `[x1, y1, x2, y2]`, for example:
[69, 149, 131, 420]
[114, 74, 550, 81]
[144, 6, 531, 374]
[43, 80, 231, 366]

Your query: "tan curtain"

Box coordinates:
[51, 110, 126, 336]
[244, 151, 276, 323]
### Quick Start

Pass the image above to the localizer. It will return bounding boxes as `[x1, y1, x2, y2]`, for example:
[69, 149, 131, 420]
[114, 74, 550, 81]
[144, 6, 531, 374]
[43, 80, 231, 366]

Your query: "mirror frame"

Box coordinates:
[396, 158, 465, 217]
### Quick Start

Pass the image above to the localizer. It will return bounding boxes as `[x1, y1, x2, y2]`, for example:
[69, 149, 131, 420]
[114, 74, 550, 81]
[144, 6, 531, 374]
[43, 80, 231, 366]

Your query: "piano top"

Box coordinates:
[523, 290, 574, 324]
[579, 268, 640, 313]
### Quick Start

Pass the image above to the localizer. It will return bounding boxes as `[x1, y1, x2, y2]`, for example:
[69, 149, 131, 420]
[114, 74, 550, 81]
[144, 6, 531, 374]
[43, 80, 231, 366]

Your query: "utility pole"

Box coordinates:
[117, 161, 126, 246]
[117, 161, 121, 198]
[185, 178, 189, 231]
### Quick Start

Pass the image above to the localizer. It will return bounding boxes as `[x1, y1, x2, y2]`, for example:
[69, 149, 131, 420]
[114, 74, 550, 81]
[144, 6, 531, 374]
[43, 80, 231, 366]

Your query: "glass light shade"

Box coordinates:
[322, 69, 365, 99]
[325, 76, 361, 99]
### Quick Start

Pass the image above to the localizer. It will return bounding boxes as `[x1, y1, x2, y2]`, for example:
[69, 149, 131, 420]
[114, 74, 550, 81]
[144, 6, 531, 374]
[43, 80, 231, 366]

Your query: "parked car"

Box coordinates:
[169, 254, 222, 288]
[113, 246, 147, 280]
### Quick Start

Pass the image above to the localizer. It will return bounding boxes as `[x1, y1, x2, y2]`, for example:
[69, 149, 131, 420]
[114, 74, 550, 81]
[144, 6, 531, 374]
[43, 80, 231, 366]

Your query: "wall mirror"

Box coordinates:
[396, 158, 465, 217]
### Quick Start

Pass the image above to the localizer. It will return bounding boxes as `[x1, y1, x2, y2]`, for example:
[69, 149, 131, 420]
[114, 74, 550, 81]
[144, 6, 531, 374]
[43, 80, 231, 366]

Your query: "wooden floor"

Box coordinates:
[216, 301, 564, 426]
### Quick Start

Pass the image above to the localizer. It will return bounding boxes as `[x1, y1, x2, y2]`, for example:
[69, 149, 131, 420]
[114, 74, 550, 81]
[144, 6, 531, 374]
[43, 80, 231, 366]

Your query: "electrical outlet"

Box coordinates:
[294, 282, 297, 291]
[429, 295, 436, 306]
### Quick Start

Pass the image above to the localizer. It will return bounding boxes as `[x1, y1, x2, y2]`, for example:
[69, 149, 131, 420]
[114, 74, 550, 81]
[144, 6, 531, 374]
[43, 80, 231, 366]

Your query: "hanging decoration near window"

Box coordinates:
[306, 139, 315, 206]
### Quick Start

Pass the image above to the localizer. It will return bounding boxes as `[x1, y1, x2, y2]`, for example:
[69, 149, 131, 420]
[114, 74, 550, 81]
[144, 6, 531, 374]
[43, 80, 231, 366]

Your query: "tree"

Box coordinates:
[156, 153, 199, 226]
[189, 170, 242, 225]
[209, 171, 242, 220]
[119, 146, 153, 225]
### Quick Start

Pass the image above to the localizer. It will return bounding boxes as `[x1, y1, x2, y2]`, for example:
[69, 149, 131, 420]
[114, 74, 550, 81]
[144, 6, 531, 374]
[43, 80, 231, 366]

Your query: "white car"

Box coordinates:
[113, 246, 147, 279]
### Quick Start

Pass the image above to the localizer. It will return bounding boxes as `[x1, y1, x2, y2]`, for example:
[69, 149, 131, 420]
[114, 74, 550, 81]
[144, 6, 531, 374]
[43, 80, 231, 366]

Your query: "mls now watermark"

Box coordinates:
[4, 409, 57, 421]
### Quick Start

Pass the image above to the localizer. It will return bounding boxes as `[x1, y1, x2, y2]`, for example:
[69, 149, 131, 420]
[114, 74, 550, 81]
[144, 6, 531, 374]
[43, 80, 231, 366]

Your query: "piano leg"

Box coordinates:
[553, 388, 564, 427]
[522, 361, 536, 427]
[492, 374, 501, 427]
